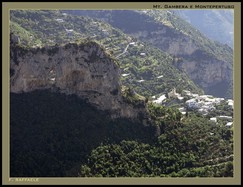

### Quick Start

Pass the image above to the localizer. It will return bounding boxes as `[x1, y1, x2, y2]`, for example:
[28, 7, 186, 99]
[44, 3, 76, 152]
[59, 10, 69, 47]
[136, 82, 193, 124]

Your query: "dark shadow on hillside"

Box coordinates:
[10, 89, 156, 177]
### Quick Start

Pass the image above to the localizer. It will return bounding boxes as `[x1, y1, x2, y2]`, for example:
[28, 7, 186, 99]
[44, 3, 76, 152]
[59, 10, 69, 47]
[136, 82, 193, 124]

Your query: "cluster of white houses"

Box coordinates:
[152, 88, 234, 127]
[209, 116, 233, 127]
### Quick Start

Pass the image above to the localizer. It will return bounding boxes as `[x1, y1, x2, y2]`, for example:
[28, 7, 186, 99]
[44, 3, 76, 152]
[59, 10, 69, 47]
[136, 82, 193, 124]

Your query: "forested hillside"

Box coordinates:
[10, 10, 234, 177]
[10, 90, 233, 177]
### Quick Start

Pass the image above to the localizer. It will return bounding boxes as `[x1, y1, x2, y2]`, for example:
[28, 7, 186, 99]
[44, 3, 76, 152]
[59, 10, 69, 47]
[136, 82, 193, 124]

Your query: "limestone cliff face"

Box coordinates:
[132, 28, 233, 98]
[135, 29, 199, 56]
[10, 36, 148, 120]
[181, 58, 232, 89]
[58, 10, 233, 98]
[105, 10, 233, 98]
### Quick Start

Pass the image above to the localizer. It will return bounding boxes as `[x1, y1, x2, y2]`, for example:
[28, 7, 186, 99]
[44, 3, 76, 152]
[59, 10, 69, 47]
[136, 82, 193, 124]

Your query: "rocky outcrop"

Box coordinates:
[176, 49, 233, 98]
[69, 10, 233, 98]
[10, 37, 149, 120]
[131, 25, 233, 98]
[181, 58, 232, 88]
[134, 28, 199, 56]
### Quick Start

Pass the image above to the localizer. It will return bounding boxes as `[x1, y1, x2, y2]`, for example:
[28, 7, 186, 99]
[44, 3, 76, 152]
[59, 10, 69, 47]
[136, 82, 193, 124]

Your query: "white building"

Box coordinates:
[205, 98, 216, 102]
[214, 98, 224, 105]
[186, 99, 200, 109]
[227, 99, 234, 108]
[204, 95, 213, 98]
[218, 116, 233, 120]
[178, 107, 186, 115]
[178, 107, 185, 112]
[157, 75, 164, 78]
[122, 73, 130, 77]
[198, 108, 208, 115]
[153, 94, 166, 104]
[129, 42, 136, 45]
[191, 93, 199, 98]
[210, 117, 217, 123]
[182, 90, 192, 96]
[198, 95, 209, 100]
[226, 122, 233, 127]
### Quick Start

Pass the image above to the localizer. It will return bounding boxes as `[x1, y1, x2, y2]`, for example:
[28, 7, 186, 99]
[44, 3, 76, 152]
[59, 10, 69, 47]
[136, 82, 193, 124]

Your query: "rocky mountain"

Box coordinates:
[10, 10, 203, 98]
[9, 10, 233, 177]
[63, 10, 233, 99]
[10, 33, 160, 176]
[10, 33, 151, 120]
[173, 10, 234, 48]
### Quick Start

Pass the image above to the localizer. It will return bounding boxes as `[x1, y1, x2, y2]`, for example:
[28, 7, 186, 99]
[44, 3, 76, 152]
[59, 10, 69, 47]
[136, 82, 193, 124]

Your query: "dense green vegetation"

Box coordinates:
[207, 100, 233, 118]
[79, 141, 233, 177]
[10, 10, 234, 178]
[79, 107, 233, 177]
[10, 90, 233, 177]
[10, 10, 203, 97]
[10, 21, 42, 47]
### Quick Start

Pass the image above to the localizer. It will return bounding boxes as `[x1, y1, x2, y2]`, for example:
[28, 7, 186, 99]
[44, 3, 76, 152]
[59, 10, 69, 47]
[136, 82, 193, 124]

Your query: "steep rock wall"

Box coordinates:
[10, 37, 149, 120]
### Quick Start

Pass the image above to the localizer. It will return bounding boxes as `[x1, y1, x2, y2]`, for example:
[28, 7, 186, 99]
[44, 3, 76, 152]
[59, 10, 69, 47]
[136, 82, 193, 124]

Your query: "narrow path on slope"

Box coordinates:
[116, 43, 130, 59]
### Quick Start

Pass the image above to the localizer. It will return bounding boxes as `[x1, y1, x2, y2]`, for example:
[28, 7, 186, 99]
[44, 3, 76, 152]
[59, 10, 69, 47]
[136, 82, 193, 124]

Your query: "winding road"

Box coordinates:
[116, 43, 130, 59]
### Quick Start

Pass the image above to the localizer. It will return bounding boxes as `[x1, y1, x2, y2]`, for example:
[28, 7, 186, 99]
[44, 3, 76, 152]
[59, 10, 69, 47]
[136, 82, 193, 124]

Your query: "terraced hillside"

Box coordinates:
[9, 10, 234, 177]
[10, 10, 203, 97]
[64, 10, 233, 99]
